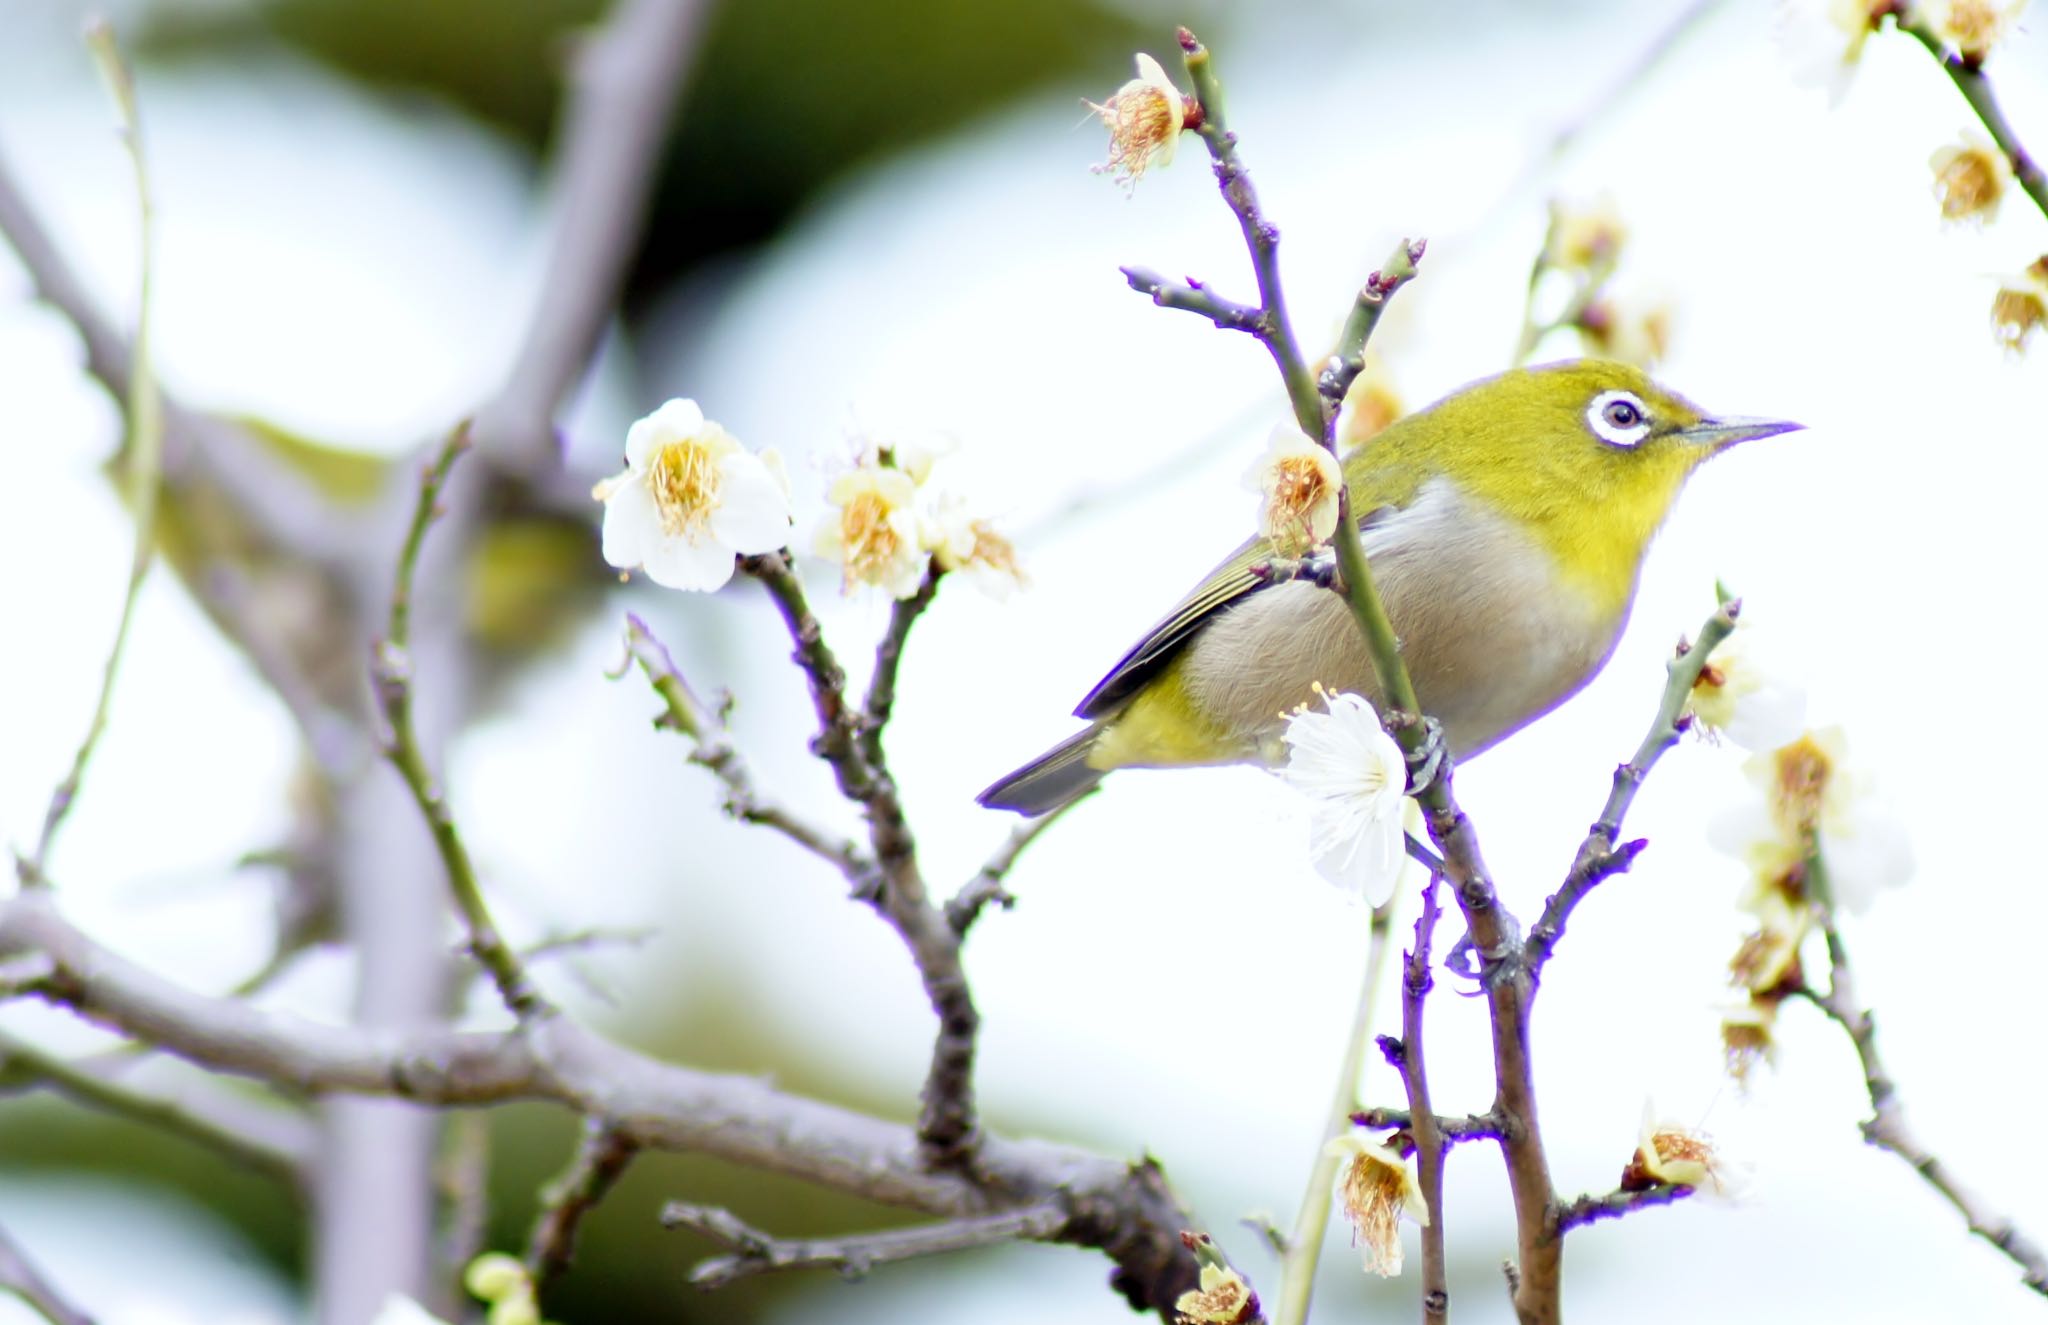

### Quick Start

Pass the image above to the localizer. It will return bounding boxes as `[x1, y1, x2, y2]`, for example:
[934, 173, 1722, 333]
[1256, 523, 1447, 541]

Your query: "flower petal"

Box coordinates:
[709, 452, 794, 554]
[600, 477, 657, 571]
[625, 398, 705, 469]
[642, 532, 738, 592]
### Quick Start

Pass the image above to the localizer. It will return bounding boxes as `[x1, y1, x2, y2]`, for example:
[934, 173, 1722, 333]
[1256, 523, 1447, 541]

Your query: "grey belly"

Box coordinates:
[1177, 497, 1626, 762]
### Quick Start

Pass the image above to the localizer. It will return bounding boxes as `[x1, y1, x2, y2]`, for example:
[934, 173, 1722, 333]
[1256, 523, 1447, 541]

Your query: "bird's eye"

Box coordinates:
[1587, 390, 1652, 448]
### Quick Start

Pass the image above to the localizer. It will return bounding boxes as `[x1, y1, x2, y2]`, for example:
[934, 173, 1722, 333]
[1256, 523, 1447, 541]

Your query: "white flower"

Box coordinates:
[595, 399, 792, 592]
[1777, 0, 1888, 101]
[1574, 288, 1675, 371]
[1686, 616, 1808, 752]
[815, 462, 926, 598]
[922, 490, 1026, 599]
[1326, 1131, 1430, 1276]
[1912, 0, 2028, 60]
[1930, 131, 2013, 223]
[1245, 425, 1343, 560]
[370, 1298, 453, 1325]
[1280, 688, 1408, 906]
[1992, 257, 2048, 354]
[1632, 1103, 1746, 1200]
[1708, 727, 1914, 915]
[1173, 1263, 1257, 1324]
[1544, 195, 1628, 272]
[1087, 53, 1189, 189]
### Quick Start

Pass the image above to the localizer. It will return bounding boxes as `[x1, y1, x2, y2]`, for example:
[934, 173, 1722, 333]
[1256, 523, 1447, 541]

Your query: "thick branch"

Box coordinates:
[1528, 597, 1738, 972]
[0, 888, 1207, 1317]
[470, 0, 711, 466]
[664, 1201, 1067, 1289]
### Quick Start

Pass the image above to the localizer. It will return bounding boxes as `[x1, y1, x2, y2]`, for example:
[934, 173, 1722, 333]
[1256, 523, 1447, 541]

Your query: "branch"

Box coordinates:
[663, 1201, 1068, 1290]
[1388, 875, 1448, 1324]
[1349, 1107, 1501, 1146]
[469, 0, 712, 467]
[1527, 596, 1739, 973]
[619, 614, 866, 877]
[947, 796, 1088, 938]
[741, 552, 980, 1167]
[1119, 266, 1265, 333]
[1802, 904, 2048, 1295]
[0, 888, 1209, 1318]
[1899, 22, 2048, 227]
[526, 1118, 639, 1288]
[0, 1030, 309, 1186]
[1550, 1183, 1690, 1235]
[19, 24, 161, 888]
[1318, 238, 1426, 411]
[0, 1220, 94, 1325]
[368, 424, 547, 1020]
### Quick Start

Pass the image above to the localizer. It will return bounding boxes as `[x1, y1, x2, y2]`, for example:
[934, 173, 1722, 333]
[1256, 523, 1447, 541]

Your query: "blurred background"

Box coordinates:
[2, 0, 2045, 1320]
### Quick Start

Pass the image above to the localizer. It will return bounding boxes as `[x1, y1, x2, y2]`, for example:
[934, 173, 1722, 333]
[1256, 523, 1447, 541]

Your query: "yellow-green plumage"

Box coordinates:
[979, 360, 1797, 816]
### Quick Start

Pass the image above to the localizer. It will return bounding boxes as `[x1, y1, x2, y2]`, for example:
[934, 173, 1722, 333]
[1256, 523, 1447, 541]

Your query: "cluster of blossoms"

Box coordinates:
[1537, 197, 1673, 371]
[595, 400, 1022, 599]
[1780, 0, 2040, 352]
[1688, 618, 1913, 1082]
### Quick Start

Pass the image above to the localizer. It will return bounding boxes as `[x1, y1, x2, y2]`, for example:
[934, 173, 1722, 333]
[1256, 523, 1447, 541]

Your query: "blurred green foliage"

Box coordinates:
[146, 0, 1146, 303]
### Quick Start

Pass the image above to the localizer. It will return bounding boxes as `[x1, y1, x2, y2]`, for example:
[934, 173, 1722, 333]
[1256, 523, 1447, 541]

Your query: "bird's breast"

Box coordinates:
[1180, 477, 1628, 760]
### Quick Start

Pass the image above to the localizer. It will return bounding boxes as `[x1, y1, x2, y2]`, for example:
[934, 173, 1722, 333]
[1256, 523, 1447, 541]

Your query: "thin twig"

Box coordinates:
[1391, 875, 1449, 1324]
[1899, 22, 2048, 226]
[0, 1220, 94, 1325]
[1318, 239, 1426, 411]
[526, 1118, 639, 1287]
[947, 795, 1088, 937]
[1550, 1183, 1690, 1235]
[1350, 1107, 1501, 1146]
[663, 1201, 1068, 1289]
[369, 424, 547, 1020]
[469, 0, 712, 467]
[1270, 900, 1398, 1325]
[0, 1030, 310, 1185]
[1801, 861, 2048, 1295]
[740, 552, 979, 1167]
[619, 614, 866, 877]
[20, 24, 161, 888]
[1119, 267, 1265, 333]
[860, 567, 943, 772]
[1528, 596, 1739, 973]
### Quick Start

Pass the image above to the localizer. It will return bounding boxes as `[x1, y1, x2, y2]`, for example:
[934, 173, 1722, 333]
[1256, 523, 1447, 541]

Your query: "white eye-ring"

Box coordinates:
[1587, 390, 1652, 448]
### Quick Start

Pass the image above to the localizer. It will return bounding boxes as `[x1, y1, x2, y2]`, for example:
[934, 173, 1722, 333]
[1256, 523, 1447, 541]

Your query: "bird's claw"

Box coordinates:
[1443, 911, 1524, 987]
[1403, 715, 1446, 798]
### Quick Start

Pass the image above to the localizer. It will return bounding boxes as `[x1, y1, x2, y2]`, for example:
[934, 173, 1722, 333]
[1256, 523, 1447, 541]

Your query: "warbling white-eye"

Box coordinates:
[979, 359, 1799, 815]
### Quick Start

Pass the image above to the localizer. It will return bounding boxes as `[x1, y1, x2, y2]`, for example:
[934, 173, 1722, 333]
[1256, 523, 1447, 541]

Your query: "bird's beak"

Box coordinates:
[1680, 415, 1804, 451]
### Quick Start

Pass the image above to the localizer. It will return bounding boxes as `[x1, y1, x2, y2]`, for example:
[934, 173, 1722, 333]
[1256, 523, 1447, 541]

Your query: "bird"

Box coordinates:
[978, 359, 1799, 816]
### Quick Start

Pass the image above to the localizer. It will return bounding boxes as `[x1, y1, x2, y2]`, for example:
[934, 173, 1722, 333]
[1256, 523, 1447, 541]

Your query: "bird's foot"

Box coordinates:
[1444, 911, 1524, 988]
[1401, 715, 1446, 798]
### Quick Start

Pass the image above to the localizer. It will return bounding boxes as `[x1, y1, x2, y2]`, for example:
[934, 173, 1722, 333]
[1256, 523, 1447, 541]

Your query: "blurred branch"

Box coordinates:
[663, 1201, 1068, 1289]
[526, 1118, 638, 1288]
[470, 0, 713, 466]
[0, 1030, 310, 1186]
[436, 1111, 493, 1285]
[1527, 596, 1739, 973]
[0, 1222, 94, 1325]
[741, 551, 981, 1168]
[1799, 868, 2048, 1296]
[0, 887, 1210, 1318]
[947, 794, 1089, 938]
[19, 22, 161, 889]
[1551, 1183, 1690, 1235]
[619, 614, 866, 876]
[369, 424, 547, 1020]
[1898, 22, 2048, 227]
[1271, 900, 1397, 1325]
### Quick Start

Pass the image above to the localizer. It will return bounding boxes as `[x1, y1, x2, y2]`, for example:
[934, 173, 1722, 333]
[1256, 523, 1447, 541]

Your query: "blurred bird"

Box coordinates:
[979, 360, 1798, 815]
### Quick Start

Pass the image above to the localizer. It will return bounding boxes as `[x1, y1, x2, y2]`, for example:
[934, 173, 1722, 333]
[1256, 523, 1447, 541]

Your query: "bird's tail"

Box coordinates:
[977, 727, 1106, 816]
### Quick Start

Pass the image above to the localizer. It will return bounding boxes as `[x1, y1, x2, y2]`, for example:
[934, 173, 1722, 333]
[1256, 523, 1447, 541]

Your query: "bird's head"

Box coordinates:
[1357, 359, 1802, 612]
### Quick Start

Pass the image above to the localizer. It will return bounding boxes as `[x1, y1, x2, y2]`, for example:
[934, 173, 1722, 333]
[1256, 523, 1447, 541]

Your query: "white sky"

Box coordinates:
[2, 0, 2046, 1321]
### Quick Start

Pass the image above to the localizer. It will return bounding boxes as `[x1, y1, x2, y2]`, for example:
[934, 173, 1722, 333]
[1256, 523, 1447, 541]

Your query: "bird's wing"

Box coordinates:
[1073, 506, 1392, 720]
